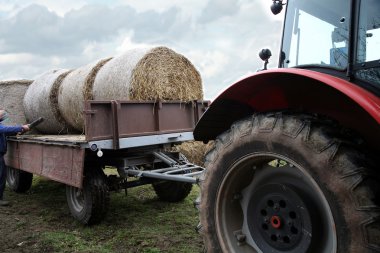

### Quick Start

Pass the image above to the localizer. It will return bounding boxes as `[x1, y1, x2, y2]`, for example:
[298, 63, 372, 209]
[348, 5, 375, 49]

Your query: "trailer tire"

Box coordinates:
[66, 168, 110, 225]
[153, 181, 192, 202]
[6, 167, 33, 193]
[200, 112, 380, 253]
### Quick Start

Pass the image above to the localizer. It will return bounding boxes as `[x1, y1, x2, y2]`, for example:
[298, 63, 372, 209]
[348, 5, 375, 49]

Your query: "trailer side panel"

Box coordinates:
[5, 141, 85, 188]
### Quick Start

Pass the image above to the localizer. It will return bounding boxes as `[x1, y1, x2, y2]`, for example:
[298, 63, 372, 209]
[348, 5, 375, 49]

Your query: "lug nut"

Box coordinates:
[236, 234, 246, 243]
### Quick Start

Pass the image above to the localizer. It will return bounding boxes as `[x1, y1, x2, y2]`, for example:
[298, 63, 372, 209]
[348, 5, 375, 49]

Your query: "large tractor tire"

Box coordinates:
[153, 181, 192, 202]
[200, 112, 380, 253]
[66, 167, 110, 225]
[6, 167, 33, 193]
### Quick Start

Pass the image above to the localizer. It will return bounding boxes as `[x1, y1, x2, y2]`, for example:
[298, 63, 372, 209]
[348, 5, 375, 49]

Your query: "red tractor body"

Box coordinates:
[195, 68, 380, 153]
[195, 0, 380, 252]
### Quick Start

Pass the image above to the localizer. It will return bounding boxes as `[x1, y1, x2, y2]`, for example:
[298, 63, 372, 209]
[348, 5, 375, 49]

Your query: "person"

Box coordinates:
[0, 110, 30, 206]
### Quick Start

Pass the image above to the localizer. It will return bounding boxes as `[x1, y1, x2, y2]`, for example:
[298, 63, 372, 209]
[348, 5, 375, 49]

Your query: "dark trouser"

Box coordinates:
[0, 155, 6, 200]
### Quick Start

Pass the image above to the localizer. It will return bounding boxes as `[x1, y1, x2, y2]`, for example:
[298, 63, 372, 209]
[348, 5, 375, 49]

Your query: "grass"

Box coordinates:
[3, 175, 203, 253]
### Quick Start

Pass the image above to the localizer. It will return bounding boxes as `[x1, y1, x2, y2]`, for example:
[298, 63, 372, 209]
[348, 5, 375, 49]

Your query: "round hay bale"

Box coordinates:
[93, 46, 203, 101]
[58, 58, 112, 131]
[23, 69, 73, 133]
[92, 48, 149, 100]
[172, 141, 214, 166]
[0, 80, 32, 126]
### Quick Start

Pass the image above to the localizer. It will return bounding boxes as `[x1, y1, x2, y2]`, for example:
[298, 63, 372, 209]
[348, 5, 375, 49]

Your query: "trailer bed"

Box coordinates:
[5, 100, 209, 188]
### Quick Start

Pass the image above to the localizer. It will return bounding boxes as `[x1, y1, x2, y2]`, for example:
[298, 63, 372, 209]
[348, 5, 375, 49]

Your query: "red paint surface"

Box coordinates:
[196, 68, 379, 152]
[217, 69, 380, 124]
[215, 68, 380, 124]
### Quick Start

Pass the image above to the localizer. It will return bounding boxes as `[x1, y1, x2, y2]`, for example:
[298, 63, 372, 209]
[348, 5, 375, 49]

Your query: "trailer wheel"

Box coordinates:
[153, 181, 192, 202]
[66, 168, 110, 225]
[200, 113, 380, 253]
[6, 167, 33, 193]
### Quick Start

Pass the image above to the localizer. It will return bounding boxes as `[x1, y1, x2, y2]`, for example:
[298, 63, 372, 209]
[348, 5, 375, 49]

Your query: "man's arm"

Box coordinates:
[0, 124, 24, 134]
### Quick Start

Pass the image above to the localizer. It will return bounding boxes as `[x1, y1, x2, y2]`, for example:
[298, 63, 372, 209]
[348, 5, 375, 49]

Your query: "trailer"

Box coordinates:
[5, 100, 208, 225]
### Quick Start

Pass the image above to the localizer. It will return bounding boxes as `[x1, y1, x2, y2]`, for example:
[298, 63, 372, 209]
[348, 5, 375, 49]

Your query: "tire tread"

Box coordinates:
[199, 112, 380, 252]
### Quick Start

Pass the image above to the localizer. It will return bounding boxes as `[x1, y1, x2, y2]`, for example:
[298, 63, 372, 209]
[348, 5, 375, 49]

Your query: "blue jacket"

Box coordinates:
[0, 124, 23, 154]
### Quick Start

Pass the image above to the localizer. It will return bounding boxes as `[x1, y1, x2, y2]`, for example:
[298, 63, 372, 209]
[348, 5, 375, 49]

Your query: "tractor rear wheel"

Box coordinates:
[200, 113, 380, 253]
[6, 167, 33, 193]
[66, 167, 110, 225]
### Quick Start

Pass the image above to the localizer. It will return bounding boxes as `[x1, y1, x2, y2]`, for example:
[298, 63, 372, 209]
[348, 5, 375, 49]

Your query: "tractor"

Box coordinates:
[194, 0, 380, 252]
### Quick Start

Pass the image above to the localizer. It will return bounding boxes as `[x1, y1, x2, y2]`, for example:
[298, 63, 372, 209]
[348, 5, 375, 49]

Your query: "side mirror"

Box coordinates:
[271, 0, 284, 15]
[259, 48, 272, 71]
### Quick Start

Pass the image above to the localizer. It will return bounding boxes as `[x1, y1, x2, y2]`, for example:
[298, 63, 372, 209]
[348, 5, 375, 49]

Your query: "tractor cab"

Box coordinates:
[279, 0, 380, 94]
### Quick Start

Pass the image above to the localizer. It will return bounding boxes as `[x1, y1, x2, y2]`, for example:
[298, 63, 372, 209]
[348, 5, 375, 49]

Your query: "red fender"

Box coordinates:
[194, 69, 380, 152]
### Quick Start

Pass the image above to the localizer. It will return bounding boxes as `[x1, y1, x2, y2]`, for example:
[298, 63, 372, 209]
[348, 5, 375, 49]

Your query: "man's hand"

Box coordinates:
[22, 124, 30, 132]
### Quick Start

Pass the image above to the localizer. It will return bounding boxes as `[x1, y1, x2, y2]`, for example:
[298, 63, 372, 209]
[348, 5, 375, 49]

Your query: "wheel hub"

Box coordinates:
[242, 183, 312, 253]
[270, 215, 282, 229]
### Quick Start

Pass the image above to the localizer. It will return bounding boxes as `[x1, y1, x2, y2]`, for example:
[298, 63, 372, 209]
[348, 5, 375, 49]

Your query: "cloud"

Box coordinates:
[0, 0, 283, 100]
[0, 53, 34, 64]
[0, 4, 183, 56]
[187, 50, 229, 78]
[198, 0, 241, 23]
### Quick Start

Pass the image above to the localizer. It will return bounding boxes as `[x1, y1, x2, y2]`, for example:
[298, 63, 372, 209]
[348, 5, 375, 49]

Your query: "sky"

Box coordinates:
[0, 0, 283, 100]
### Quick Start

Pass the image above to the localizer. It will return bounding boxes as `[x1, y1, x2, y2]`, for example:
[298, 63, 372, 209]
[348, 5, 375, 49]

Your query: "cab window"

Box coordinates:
[355, 0, 380, 87]
[282, 0, 350, 69]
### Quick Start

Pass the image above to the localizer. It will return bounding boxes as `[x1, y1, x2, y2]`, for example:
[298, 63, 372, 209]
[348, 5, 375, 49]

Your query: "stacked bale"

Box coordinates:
[23, 69, 73, 133]
[129, 47, 203, 101]
[93, 47, 203, 101]
[172, 141, 214, 166]
[92, 48, 147, 101]
[56, 46, 203, 131]
[58, 58, 112, 131]
[23, 46, 203, 133]
[0, 80, 32, 126]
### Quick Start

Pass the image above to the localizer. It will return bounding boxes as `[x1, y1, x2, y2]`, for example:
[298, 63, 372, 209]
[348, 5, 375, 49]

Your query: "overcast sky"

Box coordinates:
[0, 0, 283, 99]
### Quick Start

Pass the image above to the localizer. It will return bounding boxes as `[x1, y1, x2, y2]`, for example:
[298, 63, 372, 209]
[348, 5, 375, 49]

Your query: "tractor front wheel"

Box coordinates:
[200, 113, 380, 253]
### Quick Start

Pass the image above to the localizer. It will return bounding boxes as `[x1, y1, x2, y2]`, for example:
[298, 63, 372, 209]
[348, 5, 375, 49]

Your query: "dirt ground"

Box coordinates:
[0, 193, 55, 253]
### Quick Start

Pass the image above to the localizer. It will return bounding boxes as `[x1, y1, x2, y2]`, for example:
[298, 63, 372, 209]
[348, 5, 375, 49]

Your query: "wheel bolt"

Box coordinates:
[235, 234, 246, 243]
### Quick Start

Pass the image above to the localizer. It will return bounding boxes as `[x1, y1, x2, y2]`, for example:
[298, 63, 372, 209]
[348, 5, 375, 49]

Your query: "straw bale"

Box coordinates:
[0, 80, 32, 126]
[92, 48, 148, 100]
[58, 58, 112, 131]
[23, 69, 73, 133]
[173, 141, 214, 166]
[93, 46, 203, 101]
[130, 47, 203, 101]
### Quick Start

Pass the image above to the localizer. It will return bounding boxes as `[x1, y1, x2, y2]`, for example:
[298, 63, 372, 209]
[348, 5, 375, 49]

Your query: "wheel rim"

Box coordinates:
[215, 153, 337, 253]
[7, 167, 18, 185]
[68, 186, 85, 213]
